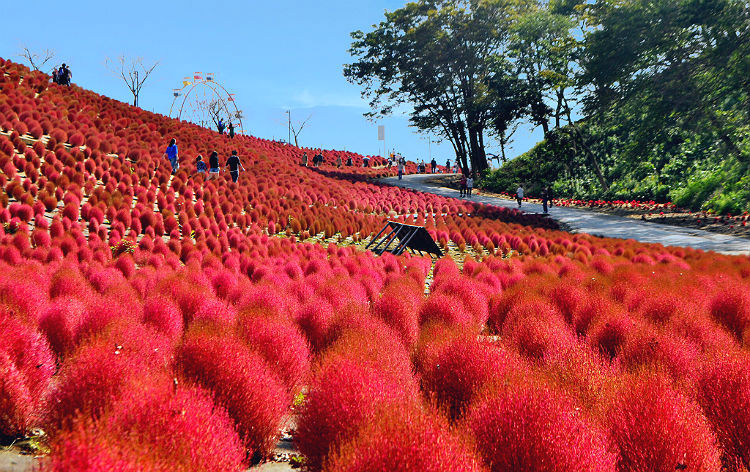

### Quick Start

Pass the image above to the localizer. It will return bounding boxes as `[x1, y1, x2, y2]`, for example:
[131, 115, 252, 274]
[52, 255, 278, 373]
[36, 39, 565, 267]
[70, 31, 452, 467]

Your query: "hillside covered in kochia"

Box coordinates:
[2, 55, 750, 472]
[481, 0, 749, 213]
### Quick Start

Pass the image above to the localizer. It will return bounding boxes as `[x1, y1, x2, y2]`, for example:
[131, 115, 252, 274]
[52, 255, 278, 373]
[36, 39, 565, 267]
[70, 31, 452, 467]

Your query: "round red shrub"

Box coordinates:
[698, 356, 750, 470]
[421, 337, 523, 419]
[237, 316, 311, 394]
[296, 358, 420, 471]
[466, 383, 616, 472]
[177, 331, 288, 460]
[609, 375, 722, 472]
[323, 404, 483, 472]
[0, 313, 56, 436]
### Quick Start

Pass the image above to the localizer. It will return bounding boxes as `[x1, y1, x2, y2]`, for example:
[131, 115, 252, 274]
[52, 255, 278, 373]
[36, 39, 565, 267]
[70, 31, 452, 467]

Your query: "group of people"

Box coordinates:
[301, 151, 360, 168]
[459, 172, 475, 197]
[515, 185, 553, 213]
[163, 138, 246, 183]
[52, 63, 72, 86]
[216, 119, 236, 139]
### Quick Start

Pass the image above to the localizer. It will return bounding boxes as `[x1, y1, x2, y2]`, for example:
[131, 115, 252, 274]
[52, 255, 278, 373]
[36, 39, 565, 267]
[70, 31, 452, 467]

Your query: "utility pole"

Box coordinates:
[286, 110, 291, 145]
[428, 136, 431, 160]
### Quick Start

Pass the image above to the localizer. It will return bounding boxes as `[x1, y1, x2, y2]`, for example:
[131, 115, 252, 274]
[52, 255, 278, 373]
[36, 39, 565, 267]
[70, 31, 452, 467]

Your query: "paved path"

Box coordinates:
[381, 174, 750, 256]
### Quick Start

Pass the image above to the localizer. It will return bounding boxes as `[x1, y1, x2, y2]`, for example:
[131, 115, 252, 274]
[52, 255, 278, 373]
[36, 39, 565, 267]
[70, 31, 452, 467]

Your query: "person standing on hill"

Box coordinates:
[57, 63, 72, 86]
[459, 173, 467, 197]
[363, 155, 370, 167]
[207, 150, 220, 181]
[430, 158, 437, 173]
[228, 122, 235, 139]
[446, 159, 451, 172]
[164, 138, 179, 175]
[226, 150, 245, 183]
[301, 151, 308, 167]
[466, 173, 474, 197]
[397, 157, 405, 180]
[217, 119, 225, 135]
[516, 185, 524, 208]
[336, 155, 342, 168]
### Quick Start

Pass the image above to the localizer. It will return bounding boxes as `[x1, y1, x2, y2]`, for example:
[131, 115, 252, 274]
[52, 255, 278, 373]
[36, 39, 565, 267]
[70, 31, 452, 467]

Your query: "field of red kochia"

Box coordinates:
[1, 57, 750, 472]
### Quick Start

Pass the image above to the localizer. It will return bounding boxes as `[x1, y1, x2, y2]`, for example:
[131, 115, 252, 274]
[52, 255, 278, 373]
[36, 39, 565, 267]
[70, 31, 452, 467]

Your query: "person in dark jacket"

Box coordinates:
[542, 186, 553, 214]
[207, 150, 220, 181]
[225, 150, 245, 183]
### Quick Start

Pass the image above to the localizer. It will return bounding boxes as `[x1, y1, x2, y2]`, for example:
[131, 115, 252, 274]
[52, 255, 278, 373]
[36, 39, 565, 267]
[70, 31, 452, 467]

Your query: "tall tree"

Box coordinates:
[345, 0, 517, 173]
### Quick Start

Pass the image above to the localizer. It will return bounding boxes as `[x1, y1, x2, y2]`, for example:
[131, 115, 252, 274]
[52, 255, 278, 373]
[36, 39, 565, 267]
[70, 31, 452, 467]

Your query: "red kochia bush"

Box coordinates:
[0, 313, 56, 436]
[296, 358, 420, 472]
[466, 383, 616, 472]
[609, 375, 721, 472]
[373, 277, 423, 347]
[419, 293, 474, 327]
[177, 331, 288, 460]
[38, 297, 87, 357]
[142, 296, 183, 341]
[698, 356, 750, 470]
[322, 404, 483, 472]
[103, 382, 247, 472]
[420, 337, 523, 419]
[236, 316, 311, 394]
[710, 284, 750, 343]
[45, 340, 151, 433]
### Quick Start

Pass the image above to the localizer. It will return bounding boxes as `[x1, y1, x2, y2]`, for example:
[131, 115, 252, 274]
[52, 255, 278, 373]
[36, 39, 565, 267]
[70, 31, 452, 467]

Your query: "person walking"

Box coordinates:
[445, 159, 451, 172]
[225, 150, 245, 183]
[430, 158, 437, 173]
[346, 156, 353, 166]
[363, 155, 370, 167]
[164, 138, 179, 175]
[217, 119, 225, 134]
[207, 150, 220, 181]
[516, 185, 524, 208]
[466, 173, 474, 197]
[228, 122, 235, 139]
[459, 173, 467, 197]
[301, 151, 308, 167]
[397, 157, 405, 180]
[196, 155, 207, 174]
[542, 186, 553, 214]
[336, 155, 342, 168]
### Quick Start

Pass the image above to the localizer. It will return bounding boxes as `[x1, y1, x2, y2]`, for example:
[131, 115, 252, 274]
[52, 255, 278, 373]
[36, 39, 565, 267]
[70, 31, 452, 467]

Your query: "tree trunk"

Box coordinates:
[571, 124, 609, 191]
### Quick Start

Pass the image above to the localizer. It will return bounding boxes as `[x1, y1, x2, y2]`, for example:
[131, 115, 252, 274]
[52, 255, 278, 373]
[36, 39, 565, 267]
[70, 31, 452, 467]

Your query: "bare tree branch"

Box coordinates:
[19, 46, 55, 72]
[290, 114, 313, 147]
[105, 55, 159, 107]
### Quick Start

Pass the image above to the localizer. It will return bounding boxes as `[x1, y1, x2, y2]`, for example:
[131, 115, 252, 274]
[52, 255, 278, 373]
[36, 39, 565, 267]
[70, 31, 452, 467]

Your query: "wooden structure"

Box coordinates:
[366, 222, 443, 257]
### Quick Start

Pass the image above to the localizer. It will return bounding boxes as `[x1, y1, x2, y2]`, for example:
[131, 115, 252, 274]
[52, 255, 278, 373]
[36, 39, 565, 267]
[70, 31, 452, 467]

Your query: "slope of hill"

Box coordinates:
[1, 57, 750, 472]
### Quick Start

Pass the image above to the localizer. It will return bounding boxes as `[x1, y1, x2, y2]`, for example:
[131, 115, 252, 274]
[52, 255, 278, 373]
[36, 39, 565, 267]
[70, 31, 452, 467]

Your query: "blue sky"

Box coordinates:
[1, 0, 542, 165]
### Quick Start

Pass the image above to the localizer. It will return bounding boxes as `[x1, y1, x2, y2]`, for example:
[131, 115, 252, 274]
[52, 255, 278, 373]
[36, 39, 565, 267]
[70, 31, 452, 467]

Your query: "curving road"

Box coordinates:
[381, 174, 750, 256]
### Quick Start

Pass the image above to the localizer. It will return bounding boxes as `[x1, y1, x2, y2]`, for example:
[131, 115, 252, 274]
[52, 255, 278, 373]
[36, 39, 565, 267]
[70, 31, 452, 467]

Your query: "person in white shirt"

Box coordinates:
[516, 185, 524, 207]
[466, 174, 474, 197]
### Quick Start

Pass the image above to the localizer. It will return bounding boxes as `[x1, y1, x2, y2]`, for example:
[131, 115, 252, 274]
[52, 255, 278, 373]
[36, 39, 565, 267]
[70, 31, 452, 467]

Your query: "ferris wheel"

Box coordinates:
[169, 72, 244, 135]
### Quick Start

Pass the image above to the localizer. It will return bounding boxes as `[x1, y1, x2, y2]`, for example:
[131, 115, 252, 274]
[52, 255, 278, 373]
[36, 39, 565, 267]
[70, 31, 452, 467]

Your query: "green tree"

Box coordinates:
[344, 0, 518, 173]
